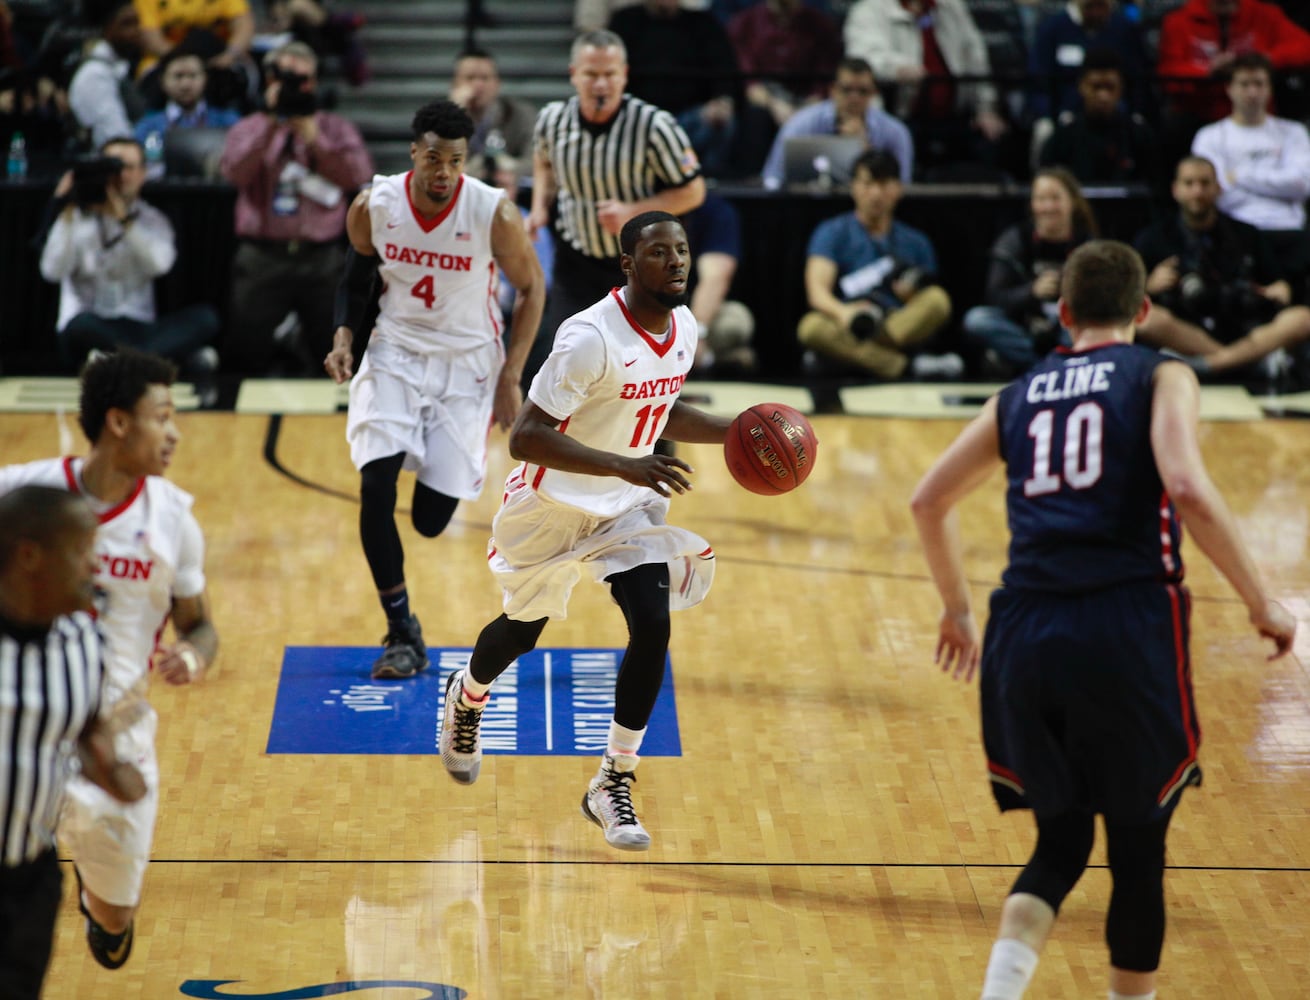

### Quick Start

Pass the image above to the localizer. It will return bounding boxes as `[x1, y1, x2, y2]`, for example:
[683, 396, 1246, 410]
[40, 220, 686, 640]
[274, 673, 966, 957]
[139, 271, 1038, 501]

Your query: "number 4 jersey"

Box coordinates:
[523, 287, 698, 518]
[368, 171, 504, 354]
[996, 342, 1187, 593]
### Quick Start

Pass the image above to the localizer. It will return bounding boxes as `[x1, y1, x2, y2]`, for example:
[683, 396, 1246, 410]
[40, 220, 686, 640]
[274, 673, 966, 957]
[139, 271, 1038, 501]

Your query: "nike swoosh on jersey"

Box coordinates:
[386, 221, 401, 229]
[624, 357, 638, 367]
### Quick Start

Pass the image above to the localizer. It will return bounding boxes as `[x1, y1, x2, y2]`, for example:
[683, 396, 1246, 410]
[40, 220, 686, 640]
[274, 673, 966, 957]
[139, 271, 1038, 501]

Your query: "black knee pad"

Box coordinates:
[1105, 815, 1170, 972]
[411, 482, 458, 538]
[1011, 812, 1096, 913]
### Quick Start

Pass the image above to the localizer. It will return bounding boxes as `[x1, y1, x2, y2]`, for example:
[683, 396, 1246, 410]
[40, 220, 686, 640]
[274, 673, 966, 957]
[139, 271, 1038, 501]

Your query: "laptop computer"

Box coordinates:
[781, 135, 869, 186]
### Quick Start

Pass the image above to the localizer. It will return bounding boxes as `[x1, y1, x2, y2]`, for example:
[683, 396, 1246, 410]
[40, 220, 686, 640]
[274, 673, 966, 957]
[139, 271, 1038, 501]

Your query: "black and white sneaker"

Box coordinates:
[582, 754, 651, 851]
[439, 668, 486, 784]
[371, 614, 429, 679]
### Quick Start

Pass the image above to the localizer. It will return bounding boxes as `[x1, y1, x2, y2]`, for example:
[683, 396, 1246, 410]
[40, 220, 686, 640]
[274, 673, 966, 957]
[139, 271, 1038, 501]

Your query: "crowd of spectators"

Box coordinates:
[5, 0, 1310, 392]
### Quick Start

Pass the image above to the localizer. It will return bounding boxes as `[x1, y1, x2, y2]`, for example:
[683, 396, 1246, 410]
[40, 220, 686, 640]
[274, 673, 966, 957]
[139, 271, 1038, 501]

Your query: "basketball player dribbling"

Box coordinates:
[438, 211, 731, 851]
[325, 99, 546, 680]
[910, 240, 1296, 1000]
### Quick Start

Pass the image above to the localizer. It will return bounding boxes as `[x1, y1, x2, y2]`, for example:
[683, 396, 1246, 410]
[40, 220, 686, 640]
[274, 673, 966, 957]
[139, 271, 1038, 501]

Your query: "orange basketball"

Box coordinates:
[724, 403, 818, 496]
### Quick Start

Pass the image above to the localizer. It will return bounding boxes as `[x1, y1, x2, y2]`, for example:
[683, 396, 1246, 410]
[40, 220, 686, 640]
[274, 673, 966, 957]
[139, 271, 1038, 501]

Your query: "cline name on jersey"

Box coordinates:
[1026, 360, 1116, 404]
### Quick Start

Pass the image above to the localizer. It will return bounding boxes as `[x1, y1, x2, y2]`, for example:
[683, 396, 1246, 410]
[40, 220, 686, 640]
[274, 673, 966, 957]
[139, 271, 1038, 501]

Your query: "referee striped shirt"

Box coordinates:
[0, 611, 103, 868]
[534, 94, 701, 261]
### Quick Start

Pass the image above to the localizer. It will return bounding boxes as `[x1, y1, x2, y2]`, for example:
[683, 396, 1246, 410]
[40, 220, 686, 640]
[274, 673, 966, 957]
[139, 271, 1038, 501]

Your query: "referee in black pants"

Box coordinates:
[523, 29, 707, 392]
[0, 486, 145, 999]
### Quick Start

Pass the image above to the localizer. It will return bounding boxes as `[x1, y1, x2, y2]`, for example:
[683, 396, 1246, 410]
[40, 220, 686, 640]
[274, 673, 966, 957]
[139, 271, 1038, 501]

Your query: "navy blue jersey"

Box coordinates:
[996, 342, 1186, 593]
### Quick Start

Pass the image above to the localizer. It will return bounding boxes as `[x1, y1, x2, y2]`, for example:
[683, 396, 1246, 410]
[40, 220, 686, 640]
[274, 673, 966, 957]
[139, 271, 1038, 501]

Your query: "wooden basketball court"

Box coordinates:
[2, 377, 1307, 998]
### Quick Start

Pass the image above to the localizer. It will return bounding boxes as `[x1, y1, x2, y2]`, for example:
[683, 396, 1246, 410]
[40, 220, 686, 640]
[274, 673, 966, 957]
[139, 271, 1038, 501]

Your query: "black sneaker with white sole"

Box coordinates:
[371, 614, 429, 679]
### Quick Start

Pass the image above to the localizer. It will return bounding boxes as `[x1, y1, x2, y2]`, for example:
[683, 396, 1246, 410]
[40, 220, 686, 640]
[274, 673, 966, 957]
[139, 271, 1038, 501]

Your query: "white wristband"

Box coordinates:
[179, 648, 200, 679]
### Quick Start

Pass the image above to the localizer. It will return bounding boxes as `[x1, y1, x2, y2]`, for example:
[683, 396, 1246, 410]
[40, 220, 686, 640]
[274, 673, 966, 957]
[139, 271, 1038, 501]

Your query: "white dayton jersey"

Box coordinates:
[525, 287, 698, 518]
[0, 457, 205, 708]
[368, 171, 505, 355]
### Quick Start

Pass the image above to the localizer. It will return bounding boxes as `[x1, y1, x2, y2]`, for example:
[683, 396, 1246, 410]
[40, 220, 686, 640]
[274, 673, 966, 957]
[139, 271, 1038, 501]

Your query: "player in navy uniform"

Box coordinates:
[910, 240, 1295, 1000]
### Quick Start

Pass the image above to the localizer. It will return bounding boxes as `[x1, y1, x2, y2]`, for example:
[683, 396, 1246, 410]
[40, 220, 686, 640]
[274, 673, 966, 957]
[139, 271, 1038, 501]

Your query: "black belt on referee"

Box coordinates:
[243, 237, 337, 256]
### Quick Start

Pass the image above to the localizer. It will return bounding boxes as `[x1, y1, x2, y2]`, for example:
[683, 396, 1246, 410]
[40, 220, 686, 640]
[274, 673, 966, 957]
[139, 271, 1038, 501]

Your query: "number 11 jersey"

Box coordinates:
[525, 287, 698, 518]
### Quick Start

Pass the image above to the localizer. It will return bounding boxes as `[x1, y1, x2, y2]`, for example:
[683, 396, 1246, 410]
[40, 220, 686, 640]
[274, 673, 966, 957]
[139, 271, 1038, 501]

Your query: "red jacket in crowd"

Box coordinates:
[1157, 0, 1310, 119]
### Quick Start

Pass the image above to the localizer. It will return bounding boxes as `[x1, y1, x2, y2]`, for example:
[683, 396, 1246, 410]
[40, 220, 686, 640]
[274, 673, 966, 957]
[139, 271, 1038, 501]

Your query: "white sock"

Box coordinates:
[607, 721, 645, 760]
[1109, 992, 1156, 999]
[980, 938, 1039, 999]
[459, 671, 491, 704]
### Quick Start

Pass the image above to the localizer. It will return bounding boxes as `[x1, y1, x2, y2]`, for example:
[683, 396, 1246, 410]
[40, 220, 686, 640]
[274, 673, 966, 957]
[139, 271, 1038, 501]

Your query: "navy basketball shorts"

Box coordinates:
[979, 581, 1201, 824]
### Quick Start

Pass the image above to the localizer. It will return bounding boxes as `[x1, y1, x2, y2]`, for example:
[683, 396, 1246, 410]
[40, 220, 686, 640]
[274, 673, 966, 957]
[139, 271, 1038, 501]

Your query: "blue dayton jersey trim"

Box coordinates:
[266, 647, 681, 757]
[180, 982, 466, 999]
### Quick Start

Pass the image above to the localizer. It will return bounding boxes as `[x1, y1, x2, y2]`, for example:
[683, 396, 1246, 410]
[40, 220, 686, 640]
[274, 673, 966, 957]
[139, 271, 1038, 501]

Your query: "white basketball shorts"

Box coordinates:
[488, 470, 716, 622]
[347, 337, 500, 499]
[59, 700, 160, 907]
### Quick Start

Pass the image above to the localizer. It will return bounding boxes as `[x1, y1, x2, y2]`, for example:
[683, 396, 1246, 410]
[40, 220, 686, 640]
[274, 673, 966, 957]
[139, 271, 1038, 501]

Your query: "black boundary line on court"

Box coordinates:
[260, 414, 1249, 604]
[260, 412, 489, 527]
[106, 859, 1310, 873]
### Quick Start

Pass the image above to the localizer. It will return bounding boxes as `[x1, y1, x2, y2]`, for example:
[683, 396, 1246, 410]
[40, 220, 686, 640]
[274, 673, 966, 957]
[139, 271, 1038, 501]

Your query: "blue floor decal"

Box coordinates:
[266, 647, 681, 757]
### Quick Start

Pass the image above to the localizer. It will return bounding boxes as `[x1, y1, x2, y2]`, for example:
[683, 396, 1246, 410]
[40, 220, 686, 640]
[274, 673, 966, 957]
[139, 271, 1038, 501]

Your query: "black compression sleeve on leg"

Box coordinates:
[1010, 811, 1096, 914]
[411, 481, 459, 538]
[333, 247, 380, 334]
[1104, 813, 1172, 973]
[607, 563, 672, 731]
[359, 454, 406, 591]
[468, 614, 547, 686]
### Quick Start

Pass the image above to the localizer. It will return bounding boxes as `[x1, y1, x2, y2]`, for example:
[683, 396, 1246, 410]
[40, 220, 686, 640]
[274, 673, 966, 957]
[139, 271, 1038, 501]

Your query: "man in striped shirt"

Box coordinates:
[0, 486, 146, 999]
[522, 29, 706, 391]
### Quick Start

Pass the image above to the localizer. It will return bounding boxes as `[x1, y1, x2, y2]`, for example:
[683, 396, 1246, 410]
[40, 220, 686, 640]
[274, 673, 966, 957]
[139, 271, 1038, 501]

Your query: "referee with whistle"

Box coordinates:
[522, 29, 706, 391]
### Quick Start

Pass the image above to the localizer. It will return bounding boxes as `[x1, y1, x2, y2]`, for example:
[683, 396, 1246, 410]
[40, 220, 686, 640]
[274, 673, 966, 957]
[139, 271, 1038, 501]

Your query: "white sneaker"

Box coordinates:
[909, 352, 965, 380]
[581, 754, 650, 851]
[439, 669, 484, 784]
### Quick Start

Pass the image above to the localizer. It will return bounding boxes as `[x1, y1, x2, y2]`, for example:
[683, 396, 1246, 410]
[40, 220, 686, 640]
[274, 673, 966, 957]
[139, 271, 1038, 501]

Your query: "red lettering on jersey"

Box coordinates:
[619, 373, 686, 400]
[98, 554, 153, 580]
[384, 248, 474, 272]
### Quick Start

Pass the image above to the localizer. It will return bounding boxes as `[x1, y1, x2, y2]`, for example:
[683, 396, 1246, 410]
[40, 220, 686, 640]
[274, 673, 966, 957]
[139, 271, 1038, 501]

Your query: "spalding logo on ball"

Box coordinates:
[724, 403, 819, 495]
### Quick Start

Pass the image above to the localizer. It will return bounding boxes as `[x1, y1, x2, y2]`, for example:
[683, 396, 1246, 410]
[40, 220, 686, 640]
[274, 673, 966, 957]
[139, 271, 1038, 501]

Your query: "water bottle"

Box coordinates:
[6, 132, 28, 181]
[144, 130, 165, 180]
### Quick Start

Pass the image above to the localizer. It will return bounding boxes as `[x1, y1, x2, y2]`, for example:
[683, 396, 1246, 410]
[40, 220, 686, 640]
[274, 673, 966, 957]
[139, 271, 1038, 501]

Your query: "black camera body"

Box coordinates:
[70, 155, 123, 208]
[1174, 268, 1275, 328]
[273, 68, 317, 117]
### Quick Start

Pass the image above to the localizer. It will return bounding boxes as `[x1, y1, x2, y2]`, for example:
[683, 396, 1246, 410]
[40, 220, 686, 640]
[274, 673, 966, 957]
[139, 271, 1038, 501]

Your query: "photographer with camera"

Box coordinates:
[38, 137, 221, 383]
[1134, 155, 1310, 381]
[219, 40, 371, 375]
[797, 149, 960, 380]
